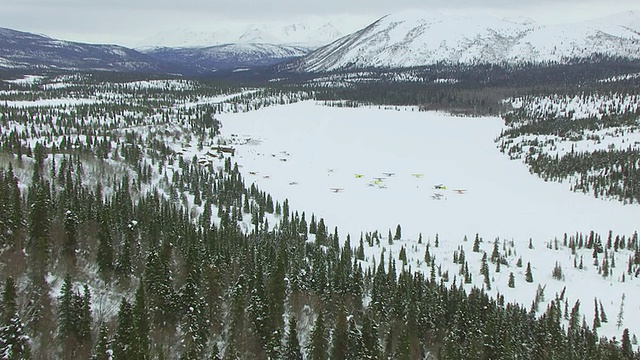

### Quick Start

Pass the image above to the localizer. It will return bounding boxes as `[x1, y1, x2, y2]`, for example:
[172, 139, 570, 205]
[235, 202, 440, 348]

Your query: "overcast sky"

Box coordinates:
[2, 0, 638, 47]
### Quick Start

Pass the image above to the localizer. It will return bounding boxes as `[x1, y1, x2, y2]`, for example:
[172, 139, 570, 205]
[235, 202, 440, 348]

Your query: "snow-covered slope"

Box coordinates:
[292, 10, 640, 72]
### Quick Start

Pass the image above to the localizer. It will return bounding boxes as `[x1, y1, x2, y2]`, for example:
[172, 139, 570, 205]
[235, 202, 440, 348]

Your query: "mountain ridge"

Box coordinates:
[289, 10, 640, 73]
[135, 20, 348, 49]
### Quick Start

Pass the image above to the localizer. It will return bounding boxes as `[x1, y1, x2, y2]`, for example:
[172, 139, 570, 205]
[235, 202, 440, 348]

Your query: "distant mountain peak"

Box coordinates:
[136, 21, 351, 49]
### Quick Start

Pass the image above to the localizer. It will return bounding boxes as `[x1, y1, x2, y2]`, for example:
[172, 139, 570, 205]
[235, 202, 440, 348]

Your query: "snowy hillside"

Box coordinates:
[292, 10, 640, 72]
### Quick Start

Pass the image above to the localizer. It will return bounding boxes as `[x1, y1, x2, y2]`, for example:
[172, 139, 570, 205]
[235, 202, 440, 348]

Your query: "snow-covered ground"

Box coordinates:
[218, 101, 640, 241]
[216, 100, 640, 342]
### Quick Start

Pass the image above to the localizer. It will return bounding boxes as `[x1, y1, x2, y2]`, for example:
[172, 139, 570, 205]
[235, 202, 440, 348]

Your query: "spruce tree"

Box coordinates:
[283, 316, 302, 360]
[346, 317, 364, 359]
[599, 300, 608, 323]
[525, 262, 534, 283]
[62, 209, 78, 265]
[114, 298, 135, 359]
[28, 180, 51, 277]
[394, 224, 401, 240]
[491, 239, 500, 263]
[508, 272, 515, 288]
[57, 276, 74, 341]
[92, 323, 111, 360]
[331, 309, 348, 360]
[132, 282, 150, 360]
[593, 298, 601, 329]
[306, 313, 327, 360]
[361, 311, 381, 359]
[621, 328, 633, 359]
[96, 208, 114, 279]
[0, 277, 31, 359]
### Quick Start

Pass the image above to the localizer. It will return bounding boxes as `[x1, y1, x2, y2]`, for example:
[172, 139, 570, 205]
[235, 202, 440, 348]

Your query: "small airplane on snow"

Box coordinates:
[383, 172, 395, 177]
[434, 184, 446, 190]
[248, 171, 258, 175]
[412, 173, 424, 178]
[431, 193, 444, 200]
[354, 174, 364, 178]
[330, 188, 344, 193]
[453, 189, 467, 194]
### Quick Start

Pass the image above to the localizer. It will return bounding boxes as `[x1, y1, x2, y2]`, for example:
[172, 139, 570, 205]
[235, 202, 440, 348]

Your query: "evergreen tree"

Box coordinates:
[394, 224, 401, 240]
[599, 300, 608, 323]
[347, 317, 365, 359]
[62, 209, 78, 265]
[508, 272, 515, 288]
[394, 327, 411, 360]
[283, 316, 302, 360]
[91, 323, 111, 360]
[306, 313, 327, 360]
[356, 236, 365, 261]
[114, 298, 135, 359]
[132, 282, 150, 360]
[525, 262, 534, 283]
[331, 309, 348, 360]
[593, 298, 601, 329]
[0, 277, 31, 359]
[180, 268, 207, 359]
[96, 209, 114, 279]
[481, 252, 491, 289]
[616, 293, 626, 329]
[361, 311, 380, 359]
[27, 180, 51, 277]
[621, 328, 633, 359]
[472, 233, 480, 252]
[491, 239, 500, 263]
[424, 244, 431, 263]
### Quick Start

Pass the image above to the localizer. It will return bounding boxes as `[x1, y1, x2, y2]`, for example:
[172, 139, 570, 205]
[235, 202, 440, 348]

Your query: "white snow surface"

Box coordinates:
[217, 100, 640, 342]
[219, 101, 640, 242]
[296, 10, 640, 71]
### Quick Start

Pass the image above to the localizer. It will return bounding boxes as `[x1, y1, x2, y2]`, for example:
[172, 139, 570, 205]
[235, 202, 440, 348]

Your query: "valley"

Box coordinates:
[1, 8, 640, 359]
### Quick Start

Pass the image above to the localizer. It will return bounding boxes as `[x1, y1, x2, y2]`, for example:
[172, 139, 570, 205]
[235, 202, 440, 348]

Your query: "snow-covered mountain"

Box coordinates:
[136, 21, 346, 49]
[144, 43, 310, 73]
[0, 27, 163, 73]
[290, 10, 640, 72]
[0, 26, 309, 75]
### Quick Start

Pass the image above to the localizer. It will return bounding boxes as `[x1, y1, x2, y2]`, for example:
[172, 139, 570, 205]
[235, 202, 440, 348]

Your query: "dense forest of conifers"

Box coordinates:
[1, 71, 640, 359]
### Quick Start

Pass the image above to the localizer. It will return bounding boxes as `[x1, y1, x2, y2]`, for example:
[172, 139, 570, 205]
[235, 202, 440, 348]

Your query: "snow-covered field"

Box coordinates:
[217, 100, 640, 342]
[219, 101, 640, 241]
